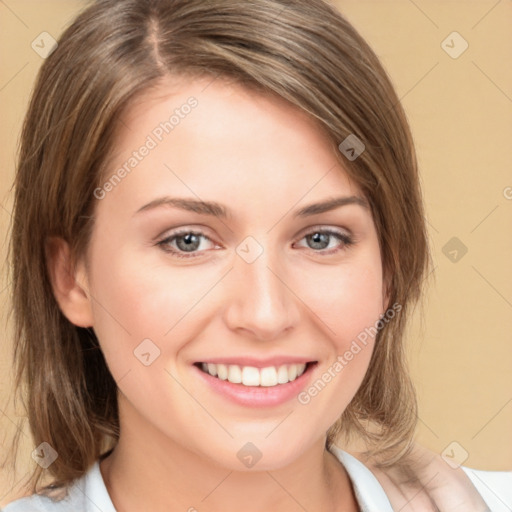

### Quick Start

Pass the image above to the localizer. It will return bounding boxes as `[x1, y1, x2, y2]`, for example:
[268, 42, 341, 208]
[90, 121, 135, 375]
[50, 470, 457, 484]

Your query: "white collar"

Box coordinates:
[329, 445, 394, 511]
[82, 447, 393, 512]
[81, 461, 116, 512]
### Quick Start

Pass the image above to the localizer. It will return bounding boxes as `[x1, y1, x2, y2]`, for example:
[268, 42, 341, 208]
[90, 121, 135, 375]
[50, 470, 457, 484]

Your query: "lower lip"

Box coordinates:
[193, 363, 317, 408]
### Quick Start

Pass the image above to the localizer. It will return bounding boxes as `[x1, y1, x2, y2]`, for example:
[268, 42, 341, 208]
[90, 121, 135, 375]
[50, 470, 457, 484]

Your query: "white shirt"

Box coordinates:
[3, 446, 511, 511]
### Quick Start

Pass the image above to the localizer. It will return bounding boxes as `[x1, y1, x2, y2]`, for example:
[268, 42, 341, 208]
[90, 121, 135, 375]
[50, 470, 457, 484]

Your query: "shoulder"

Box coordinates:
[2, 461, 116, 512]
[2, 486, 86, 512]
[461, 465, 512, 511]
[330, 443, 512, 511]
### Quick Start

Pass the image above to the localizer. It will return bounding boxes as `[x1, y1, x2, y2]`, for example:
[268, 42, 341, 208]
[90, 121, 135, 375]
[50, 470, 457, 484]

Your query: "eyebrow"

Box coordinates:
[135, 195, 369, 218]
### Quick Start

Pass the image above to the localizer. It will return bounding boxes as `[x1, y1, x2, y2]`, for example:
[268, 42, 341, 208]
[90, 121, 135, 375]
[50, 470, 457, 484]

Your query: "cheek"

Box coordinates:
[86, 244, 222, 374]
[293, 256, 384, 410]
[303, 259, 385, 347]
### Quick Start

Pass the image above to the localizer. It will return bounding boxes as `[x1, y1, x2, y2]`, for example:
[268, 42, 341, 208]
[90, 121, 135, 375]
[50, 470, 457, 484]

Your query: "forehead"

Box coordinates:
[99, 75, 364, 218]
[117, 75, 331, 148]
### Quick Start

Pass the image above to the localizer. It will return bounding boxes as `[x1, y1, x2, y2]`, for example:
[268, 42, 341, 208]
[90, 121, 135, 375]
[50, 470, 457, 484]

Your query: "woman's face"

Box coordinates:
[79, 77, 388, 470]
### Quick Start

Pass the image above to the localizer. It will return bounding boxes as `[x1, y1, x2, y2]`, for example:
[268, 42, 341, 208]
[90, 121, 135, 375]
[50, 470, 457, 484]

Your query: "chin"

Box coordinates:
[200, 435, 315, 473]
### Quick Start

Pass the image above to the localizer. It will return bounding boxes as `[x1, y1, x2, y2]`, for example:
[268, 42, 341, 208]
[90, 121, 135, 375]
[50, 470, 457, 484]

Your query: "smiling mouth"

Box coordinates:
[194, 361, 317, 387]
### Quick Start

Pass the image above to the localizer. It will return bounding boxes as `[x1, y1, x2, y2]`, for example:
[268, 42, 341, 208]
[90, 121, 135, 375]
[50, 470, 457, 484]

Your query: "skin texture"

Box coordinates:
[49, 76, 390, 511]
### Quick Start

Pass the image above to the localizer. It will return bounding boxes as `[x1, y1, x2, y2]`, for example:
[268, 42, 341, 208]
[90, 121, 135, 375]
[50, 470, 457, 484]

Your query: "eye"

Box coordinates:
[156, 227, 354, 259]
[157, 229, 218, 258]
[294, 228, 354, 255]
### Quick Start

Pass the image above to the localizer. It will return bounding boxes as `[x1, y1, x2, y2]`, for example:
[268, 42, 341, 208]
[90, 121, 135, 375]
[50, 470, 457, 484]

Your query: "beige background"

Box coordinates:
[1, 0, 511, 504]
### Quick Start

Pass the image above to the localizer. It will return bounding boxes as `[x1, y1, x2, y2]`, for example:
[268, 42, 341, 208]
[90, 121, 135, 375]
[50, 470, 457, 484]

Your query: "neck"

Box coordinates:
[100, 401, 358, 512]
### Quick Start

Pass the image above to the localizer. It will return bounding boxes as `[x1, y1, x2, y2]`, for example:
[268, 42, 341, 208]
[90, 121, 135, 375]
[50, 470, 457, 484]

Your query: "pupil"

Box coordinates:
[309, 232, 328, 250]
[178, 233, 200, 252]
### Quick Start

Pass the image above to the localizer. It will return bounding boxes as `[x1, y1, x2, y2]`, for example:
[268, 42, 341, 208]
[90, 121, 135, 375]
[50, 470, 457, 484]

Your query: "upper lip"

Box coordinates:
[195, 357, 317, 368]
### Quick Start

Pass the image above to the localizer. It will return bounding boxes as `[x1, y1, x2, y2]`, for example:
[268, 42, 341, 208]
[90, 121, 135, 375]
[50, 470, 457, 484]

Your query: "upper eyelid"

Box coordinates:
[158, 226, 352, 249]
[159, 224, 350, 239]
[295, 224, 351, 238]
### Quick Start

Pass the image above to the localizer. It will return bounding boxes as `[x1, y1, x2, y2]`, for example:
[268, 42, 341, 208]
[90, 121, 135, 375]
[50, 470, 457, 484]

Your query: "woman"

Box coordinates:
[3, 0, 511, 510]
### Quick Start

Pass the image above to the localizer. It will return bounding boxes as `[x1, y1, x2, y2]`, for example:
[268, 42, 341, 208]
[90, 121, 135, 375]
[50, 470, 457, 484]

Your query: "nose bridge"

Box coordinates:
[223, 238, 300, 340]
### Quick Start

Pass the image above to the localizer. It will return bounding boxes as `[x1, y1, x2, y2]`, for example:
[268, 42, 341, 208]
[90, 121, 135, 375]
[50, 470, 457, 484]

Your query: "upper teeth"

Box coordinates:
[201, 363, 307, 387]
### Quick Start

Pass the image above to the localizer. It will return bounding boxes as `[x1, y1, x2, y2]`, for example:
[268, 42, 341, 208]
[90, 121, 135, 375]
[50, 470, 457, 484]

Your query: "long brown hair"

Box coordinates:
[9, 0, 429, 493]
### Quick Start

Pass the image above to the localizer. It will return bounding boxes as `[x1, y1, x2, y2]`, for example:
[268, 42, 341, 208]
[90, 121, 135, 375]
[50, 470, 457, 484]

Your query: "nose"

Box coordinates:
[223, 246, 301, 341]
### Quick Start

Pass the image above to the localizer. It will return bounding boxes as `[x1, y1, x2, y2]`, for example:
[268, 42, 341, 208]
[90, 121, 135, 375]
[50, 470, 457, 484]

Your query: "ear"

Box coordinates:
[46, 237, 94, 328]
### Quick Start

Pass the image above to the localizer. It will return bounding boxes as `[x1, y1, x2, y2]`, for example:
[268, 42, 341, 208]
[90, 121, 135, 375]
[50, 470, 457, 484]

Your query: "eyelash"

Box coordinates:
[156, 228, 354, 259]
